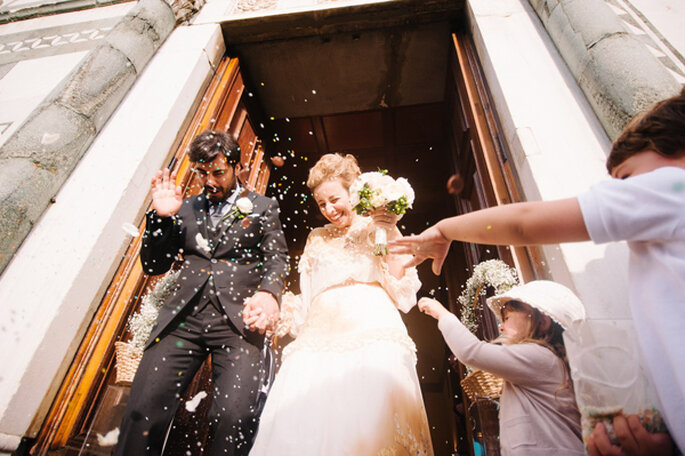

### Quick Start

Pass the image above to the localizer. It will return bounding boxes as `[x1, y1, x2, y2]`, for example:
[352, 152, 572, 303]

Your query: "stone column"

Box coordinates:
[0, 0, 202, 275]
[527, 0, 680, 140]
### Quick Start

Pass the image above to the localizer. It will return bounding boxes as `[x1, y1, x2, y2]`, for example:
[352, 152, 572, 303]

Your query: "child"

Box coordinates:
[419, 280, 585, 455]
[390, 88, 685, 454]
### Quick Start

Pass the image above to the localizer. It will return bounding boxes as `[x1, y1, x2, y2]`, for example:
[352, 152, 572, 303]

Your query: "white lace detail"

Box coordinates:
[377, 413, 433, 456]
[379, 256, 421, 313]
[273, 291, 307, 338]
[276, 217, 420, 340]
[282, 328, 417, 361]
[302, 217, 419, 310]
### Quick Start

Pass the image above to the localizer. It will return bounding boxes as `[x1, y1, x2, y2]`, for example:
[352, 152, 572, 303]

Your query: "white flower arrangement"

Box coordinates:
[349, 170, 415, 255]
[457, 259, 519, 335]
[227, 196, 253, 220]
[127, 269, 181, 351]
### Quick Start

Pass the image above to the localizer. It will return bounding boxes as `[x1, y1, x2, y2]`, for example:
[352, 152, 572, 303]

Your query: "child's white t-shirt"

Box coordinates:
[577, 166, 685, 450]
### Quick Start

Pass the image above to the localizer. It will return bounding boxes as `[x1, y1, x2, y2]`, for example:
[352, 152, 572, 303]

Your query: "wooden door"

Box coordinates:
[443, 28, 548, 456]
[31, 56, 272, 456]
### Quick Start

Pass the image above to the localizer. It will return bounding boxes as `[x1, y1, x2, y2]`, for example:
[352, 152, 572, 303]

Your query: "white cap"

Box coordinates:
[486, 280, 586, 330]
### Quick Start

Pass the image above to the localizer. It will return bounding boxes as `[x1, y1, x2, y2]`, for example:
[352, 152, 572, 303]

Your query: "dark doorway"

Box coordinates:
[224, 5, 467, 453]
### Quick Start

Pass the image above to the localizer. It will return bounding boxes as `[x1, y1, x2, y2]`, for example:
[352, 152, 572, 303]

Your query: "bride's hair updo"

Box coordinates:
[307, 153, 361, 191]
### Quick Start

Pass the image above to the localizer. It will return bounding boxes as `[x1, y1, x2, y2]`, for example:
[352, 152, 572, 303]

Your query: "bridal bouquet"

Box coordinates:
[349, 170, 415, 255]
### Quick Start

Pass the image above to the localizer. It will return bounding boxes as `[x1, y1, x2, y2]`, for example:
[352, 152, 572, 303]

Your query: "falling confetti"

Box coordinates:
[185, 391, 208, 412]
[122, 222, 140, 237]
[96, 428, 119, 447]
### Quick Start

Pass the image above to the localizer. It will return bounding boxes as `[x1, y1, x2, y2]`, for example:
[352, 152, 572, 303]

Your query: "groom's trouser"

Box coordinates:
[114, 296, 261, 456]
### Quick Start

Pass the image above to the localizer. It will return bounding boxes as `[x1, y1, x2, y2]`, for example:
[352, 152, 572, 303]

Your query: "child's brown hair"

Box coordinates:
[607, 86, 685, 173]
[497, 300, 574, 402]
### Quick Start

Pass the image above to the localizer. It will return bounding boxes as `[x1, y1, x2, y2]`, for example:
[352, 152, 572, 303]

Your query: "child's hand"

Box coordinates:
[587, 415, 674, 456]
[388, 225, 450, 275]
[418, 297, 450, 321]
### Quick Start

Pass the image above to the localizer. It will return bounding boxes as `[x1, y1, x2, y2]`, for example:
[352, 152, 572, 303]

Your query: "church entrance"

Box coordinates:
[30, 5, 545, 456]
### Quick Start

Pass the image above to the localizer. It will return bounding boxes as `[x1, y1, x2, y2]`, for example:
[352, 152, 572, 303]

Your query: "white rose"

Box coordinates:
[235, 197, 253, 214]
[349, 181, 360, 195]
[396, 177, 415, 206]
[363, 172, 385, 188]
[370, 191, 387, 208]
[384, 181, 405, 202]
[349, 191, 360, 207]
[349, 178, 363, 199]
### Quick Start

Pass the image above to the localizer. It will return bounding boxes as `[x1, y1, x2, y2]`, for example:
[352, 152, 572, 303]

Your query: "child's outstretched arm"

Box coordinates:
[418, 297, 451, 321]
[418, 298, 560, 385]
[389, 198, 590, 274]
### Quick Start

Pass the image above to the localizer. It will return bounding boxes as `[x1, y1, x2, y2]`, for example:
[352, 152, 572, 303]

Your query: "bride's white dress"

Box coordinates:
[250, 217, 433, 456]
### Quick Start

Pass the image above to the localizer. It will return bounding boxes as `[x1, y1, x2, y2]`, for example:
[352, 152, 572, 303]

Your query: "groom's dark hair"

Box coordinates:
[188, 130, 240, 166]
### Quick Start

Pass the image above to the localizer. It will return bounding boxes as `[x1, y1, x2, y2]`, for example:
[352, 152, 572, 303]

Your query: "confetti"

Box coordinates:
[185, 391, 208, 412]
[122, 222, 140, 237]
[96, 428, 119, 447]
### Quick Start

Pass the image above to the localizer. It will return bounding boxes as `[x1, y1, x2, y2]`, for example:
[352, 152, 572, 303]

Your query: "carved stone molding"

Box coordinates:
[0, 27, 111, 54]
[235, 0, 277, 13]
[165, 0, 205, 23]
[605, 0, 685, 84]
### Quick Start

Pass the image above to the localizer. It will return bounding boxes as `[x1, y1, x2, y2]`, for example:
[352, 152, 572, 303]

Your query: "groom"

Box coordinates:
[114, 130, 289, 456]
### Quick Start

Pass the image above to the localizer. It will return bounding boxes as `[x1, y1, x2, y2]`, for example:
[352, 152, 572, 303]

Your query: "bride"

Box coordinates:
[248, 153, 433, 455]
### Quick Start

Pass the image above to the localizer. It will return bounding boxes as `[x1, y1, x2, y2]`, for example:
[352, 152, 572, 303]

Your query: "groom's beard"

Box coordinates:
[205, 184, 226, 202]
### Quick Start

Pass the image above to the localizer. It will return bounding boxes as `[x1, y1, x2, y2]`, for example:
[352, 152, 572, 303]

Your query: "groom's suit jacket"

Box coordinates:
[140, 190, 289, 348]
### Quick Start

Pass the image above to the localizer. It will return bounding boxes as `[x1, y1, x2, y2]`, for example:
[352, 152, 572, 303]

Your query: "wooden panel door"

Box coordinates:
[31, 56, 272, 456]
[442, 29, 548, 456]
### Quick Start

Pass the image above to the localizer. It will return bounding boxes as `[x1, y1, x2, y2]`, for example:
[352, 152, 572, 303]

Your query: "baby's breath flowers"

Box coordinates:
[458, 259, 518, 334]
[127, 270, 180, 350]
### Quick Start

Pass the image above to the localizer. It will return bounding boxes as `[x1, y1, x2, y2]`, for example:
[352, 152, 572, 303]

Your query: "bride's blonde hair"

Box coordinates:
[306, 153, 361, 191]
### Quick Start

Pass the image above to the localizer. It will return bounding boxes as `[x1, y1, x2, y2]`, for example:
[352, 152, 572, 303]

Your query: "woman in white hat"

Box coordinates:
[419, 280, 586, 455]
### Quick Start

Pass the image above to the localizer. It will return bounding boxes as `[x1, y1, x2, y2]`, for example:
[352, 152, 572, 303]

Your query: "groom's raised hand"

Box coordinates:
[150, 168, 183, 217]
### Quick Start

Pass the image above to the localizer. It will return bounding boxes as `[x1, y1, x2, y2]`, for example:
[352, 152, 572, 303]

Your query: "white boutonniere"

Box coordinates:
[195, 233, 211, 254]
[226, 196, 254, 220]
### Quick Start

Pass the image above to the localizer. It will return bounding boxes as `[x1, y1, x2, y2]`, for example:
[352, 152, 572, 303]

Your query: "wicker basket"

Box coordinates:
[114, 341, 143, 386]
[460, 369, 504, 401]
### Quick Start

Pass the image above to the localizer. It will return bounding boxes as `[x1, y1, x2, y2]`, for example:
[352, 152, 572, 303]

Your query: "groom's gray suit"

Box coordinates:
[115, 189, 289, 456]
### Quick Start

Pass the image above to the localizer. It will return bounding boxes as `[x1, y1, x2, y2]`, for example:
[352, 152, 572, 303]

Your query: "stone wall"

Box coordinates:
[0, 0, 177, 275]
[527, 0, 681, 140]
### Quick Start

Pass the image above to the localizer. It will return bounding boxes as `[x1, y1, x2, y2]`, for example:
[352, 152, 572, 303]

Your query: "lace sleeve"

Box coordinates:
[273, 231, 316, 338]
[379, 253, 421, 313]
[273, 290, 307, 338]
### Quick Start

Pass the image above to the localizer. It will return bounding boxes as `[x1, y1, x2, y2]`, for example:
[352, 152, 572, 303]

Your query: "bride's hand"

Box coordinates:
[369, 208, 400, 234]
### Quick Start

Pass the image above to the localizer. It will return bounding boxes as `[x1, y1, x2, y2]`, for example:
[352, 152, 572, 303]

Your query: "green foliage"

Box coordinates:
[352, 183, 375, 216]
